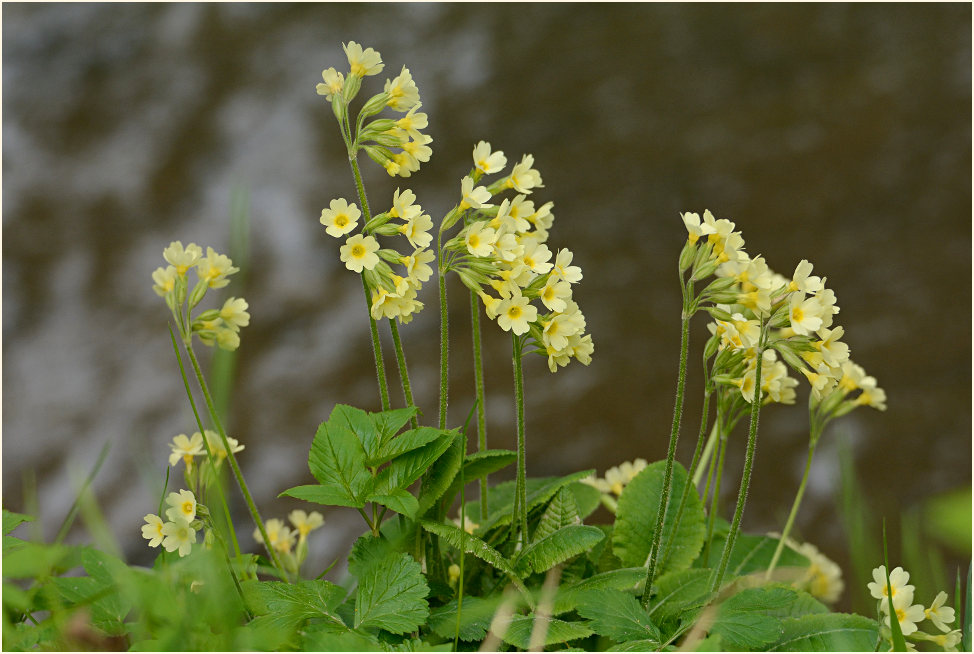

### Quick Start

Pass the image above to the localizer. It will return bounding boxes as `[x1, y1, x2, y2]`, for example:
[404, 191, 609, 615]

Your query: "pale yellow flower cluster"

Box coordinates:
[868, 565, 960, 649]
[151, 241, 247, 351]
[141, 489, 200, 558]
[253, 510, 325, 573]
[443, 142, 593, 372]
[774, 536, 845, 604]
[317, 41, 432, 178]
[168, 430, 244, 470]
[681, 211, 885, 416]
[321, 188, 434, 324]
[581, 458, 648, 513]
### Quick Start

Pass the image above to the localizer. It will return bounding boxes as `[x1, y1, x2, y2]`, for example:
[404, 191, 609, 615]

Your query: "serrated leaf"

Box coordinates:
[768, 612, 880, 651]
[300, 624, 382, 652]
[501, 614, 595, 649]
[439, 449, 517, 512]
[647, 568, 714, 623]
[373, 432, 455, 497]
[427, 596, 505, 641]
[2, 510, 33, 536]
[280, 484, 365, 509]
[370, 406, 420, 448]
[474, 471, 596, 533]
[417, 433, 464, 516]
[575, 588, 661, 644]
[242, 579, 347, 632]
[607, 638, 666, 652]
[307, 411, 373, 506]
[760, 584, 829, 619]
[613, 461, 705, 576]
[419, 520, 528, 593]
[347, 534, 395, 579]
[710, 586, 786, 648]
[354, 550, 429, 634]
[374, 426, 446, 468]
[517, 525, 604, 576]
[554, 568, 648, 615]
[700, 533, 809, 577]
[569, 481, 603, 520]
[534, 487, 581, 542]
[329, 404, 383, 462]
[366, 488, 419, 519]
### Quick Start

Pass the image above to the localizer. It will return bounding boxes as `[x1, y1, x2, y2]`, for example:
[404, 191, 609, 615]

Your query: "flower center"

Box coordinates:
[507, 306, 522, 320]
[335, 214, 348, 228]
[351, 245, 366, 258]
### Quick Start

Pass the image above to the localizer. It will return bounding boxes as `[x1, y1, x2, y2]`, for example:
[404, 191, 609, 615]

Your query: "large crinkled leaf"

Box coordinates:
[612, 461, 705, 575]
[439, 449, 518, 512]
[369, 406, 420, 450]
[554, 568, 648, 615]
[700, 533, 809, 578]
[353, 549, 429, 634]
[516, 525, 604, 576]
[418, 520, 528, 593]
[375, 426, 447, 468]
[534, 487, 581, 542]
[372, 432, 455, 497]
[242, 579, 347, 632]
[710, 586, 788, 649]
[427, 596, 506, 641]
[575, 588, 661, 644]
[416, 432, 464, 516]
[307, 412, 373, 507]
[759, 584, 829, 619]
[647, 568, 714, 623]
[768, 612, 880, 651]
[501, 614, 595, 649]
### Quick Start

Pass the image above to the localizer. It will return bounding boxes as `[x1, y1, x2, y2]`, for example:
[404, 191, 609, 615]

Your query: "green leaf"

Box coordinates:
[575, 588, 661, 644]
[419, 520, 528, 593]
[280, 484, 365, 509]
[501, 614, 594, 649]
[2, 510, 33, 536]
[372, 432, 455, 497]
[427, 596, 506, 641]
[374, 426, 446, 467]
[366, 488, 419, 519]
[300, 624, 383, 652]
[710, 586, 790, 649]
[768, 613, 880, 651]
[307, 411, 374, 506]
[534, 487, 581, 542]
[417, 432, 464, 516]
[2, 541, 75, 578]
[370, 406, 419, 444]
[569, 481, 603, 521]
[647, 568, 714, 623]
[330, 404, 383, 461]
[700, 533, 809, 577]
[517, 525, 604, 576]
[475, 471, 596, 532]
[607, 639, 666, 652]
[242, 579, 347, 632]
[354, 550, 429, 634]
[554, 568, 648, 615]
[439, 449, 517, 512]
[613, 461, 705, 575]
[759, 585, 829, 619]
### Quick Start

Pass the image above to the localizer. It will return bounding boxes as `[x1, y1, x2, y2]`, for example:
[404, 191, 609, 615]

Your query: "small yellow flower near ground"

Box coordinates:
[448, 563, 461, 587]
[163, 241, 203, 276]
[925, 591, 956, 632]
[165, 489, 197, 523]
[255, 518, 297, 554]
[288, 510, 325, 539]
[385, 66, 420, 112]
[219, 297, 250, 331]
[316, 67, 344, 101]
[152, 266, 178, 297]
[161, 518, 197, 557]
[169, 432, 204, 467]
[320, 198, 361, 238]
[868, 565, 915, 603]
[141, 514, 165, 548]
[340, 234, 381, 273]
[196, 247, 239, 289]
[344, 41, 383, 77]
[496, 293, 537, 335]
[202, 430, 244, 461]
[796, 541, 844, 604]
[472, 141, 507, 175]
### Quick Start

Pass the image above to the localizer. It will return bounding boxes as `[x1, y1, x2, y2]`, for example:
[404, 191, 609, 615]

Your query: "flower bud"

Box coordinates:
[373, 223, 401, 237]
[703, 332, 721, 360]
[705, 306, 733, 322]
[364, 212, 392, 232]
[440, 207, 462, 232]
[678, 241, 696, 273]
[358, 92, 390, 119]
[691, 258, 719, 282]
[187, 279, 209, 310]
[342, 73, 362, 104]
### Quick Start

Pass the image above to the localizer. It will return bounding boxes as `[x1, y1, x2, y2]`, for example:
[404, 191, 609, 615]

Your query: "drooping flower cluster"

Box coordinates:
[152, 241, 247, 351]
[868, 565, 960, 650]
[317, 41, 432, 178]
[253, 509, 325, 574]
[680, 211, 885, 419]
[440, 141, 594, 372]
[141, 489, 202, 558]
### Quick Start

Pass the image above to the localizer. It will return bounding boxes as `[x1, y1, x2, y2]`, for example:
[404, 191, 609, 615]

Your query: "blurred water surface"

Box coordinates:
[3, 3, 970, 606]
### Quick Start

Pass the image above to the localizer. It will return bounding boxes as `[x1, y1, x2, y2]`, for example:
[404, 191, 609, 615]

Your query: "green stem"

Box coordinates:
[641, 312, 691, 608]
[765, 434, 820, 579]
[185, 343, 289, 581]
[512, 334, 528, 546]
[711, 345, 765, 592]
[437, 255, 449, 429]
[471, 290, 489, 520]
[693, 420, 720, 488]
[703, 425, 728, 563]
[389, 319, 419, 429]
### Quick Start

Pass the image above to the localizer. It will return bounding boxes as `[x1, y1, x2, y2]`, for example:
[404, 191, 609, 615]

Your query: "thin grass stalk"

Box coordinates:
[711, 345, 765, 591]
[471, 289, 489, 520]
[512, 334, 528, 545]
[389, 319, 419, 429]
[765, 435, 819, 580]
[184, 343, 289, 580]
[54, 440, 112, 546]
[641, 310, 691, 608]
[438, 260, 449, 429]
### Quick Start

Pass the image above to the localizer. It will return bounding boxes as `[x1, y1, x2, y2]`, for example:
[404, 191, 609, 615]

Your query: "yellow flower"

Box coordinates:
[165, 489, 197, 523]
[288, 510, 325, 539]
[796, 542, 844, 604]
[169, 432, 204, 467]
[868, 565, 914, 602]
[518, 237, 553, 275]
[401, 247, 435, 287]
[254, 518, 297, 554]
[925, 591, 956, 632]
[141, 514, 165, 548]
[540, 278, 571, 313]
[496, 293, 537, 335]
[344, 41, 383, 77]
[789, 293, 824, 335]
[472, 141, 506, 175]
[219, 297, 250, 331]
[340, 234, 381, 273]
[789, 259, 824, 294]
[393, 104, 428, 141]
[882, 590, 926, 636]
[399, 211, 433, 250]
[320, 198, 361, 238]
[604, 459, 648, 496]
[384, 66, 420, 112]
[505, 154, 543, 194]
[163, 241, 203, 276]
[196, 247, 239, 289]
[459, 176, 493, 211]
[215, 326, 241, 352]
[463, 223, 498, 258]
[202, 429, 244, 462]
[542, 311, 585, 352]
[681, 212, 717, 244]
[161, 518, 197, 557]
[551, 248, 583, 284]
[316, 67, 344, 101]
[152, 266, 178, 297]
[448, 563, 461, 587]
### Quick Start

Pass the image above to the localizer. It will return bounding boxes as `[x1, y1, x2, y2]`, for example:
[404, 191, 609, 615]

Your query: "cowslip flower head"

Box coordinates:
[344, 41, 384, 77]
[463, 223, 498, 258]
[459, 176, 493, 211]
[473, 141, 507, 175]
[141, 514, 165, 548]
[163, 241, 203, 276]
[316, 67, 344, 101]
[152, 266, 178, 297]
[165, 489, 197, 523]
[340, 234, 381, 273]
[496, 292, 537, 335]
[219, 297, 250, 331]
[320, 198, 361, 237]
[169, 432, 205, 467]
[161, 518, 197, 557]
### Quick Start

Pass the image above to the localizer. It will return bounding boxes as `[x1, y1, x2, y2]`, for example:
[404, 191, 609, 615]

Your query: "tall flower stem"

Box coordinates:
[389, 319, 419, 429]
[702, 426, 727, 563]
[512, 334, 529, 545]
[765, 426, 822, 579]
[711, 342, 765, 592]
[185, 343, 289, 581]
[437, 229, 449, 430]
[471, 290, 489, 519]
[641, 284, 692, 609]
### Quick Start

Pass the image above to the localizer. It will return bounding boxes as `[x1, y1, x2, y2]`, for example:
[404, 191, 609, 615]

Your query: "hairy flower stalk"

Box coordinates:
[512, 334, 529, 545]
[389, 319, 419, 429]
[438, 228, 449, 429]
[471, 289, 489, 519]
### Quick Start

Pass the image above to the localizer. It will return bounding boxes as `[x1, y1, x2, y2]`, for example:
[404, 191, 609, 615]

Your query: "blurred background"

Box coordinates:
[3, 3, 970, 612]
